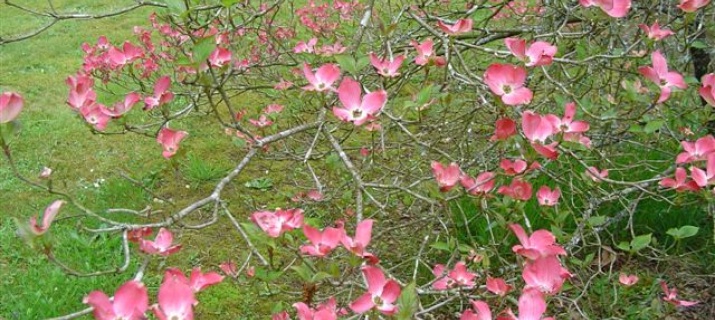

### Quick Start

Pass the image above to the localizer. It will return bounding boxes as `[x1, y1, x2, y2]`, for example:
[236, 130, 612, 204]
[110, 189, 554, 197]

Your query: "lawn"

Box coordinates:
[1, 1, 278, 318]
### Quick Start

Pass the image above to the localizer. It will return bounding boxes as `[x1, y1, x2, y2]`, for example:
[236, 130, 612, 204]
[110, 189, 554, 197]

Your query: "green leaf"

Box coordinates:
[290, 264, 314, 282]
[628, 124, 643, 133]
[630, 233, 652, 252]
[677, 226, 699, 238]
[163, 0, 186, 14]
[334, 55, 357, 75]
[395, 282, 419, 320]
[667, 226, 699, 239]
[311, 271, 333, 283]
[221, 0, 240, 7]
[692, 41, 708, 49]
[587, 215, 607, 227]
[470, 8, 492, 23]
[561, 140, 587, 151]
[643, 120, 664, 133]
[193, 38, 216, 65]
[416, 85, 434, 105]
[355, 56, 371, 72]
[430, 241, 451, 252]
[457, 243, 473, 253]
[616, 241, 631, 252]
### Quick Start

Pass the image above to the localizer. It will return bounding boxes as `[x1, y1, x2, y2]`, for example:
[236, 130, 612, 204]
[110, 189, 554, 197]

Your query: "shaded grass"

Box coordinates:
[0, 1, 285, 318]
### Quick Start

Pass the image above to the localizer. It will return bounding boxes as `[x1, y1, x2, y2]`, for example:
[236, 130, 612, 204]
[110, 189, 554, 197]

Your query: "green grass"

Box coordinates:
[0, 1, 271, 318]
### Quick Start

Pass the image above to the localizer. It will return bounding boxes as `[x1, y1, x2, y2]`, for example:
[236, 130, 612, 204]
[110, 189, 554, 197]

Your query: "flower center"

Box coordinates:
[352, 109, 363, 119]
[373, 295, 383, 306]
[502, 85, 512, 94]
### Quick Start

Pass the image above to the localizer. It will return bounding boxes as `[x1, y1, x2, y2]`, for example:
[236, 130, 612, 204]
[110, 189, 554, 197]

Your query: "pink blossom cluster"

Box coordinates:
[460, 224, 569, 319]
[84, 267, 223, 320]
[295, 0, 361, 35]
[660, 134, 715, 193]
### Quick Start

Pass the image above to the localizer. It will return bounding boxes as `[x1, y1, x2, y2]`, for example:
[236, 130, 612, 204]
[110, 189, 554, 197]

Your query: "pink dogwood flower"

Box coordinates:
[618, 273, 639, 287]
[251, 208, 304, 238]
[84, 280, 149, 320]
[272, 311, 290, 320]
[208, 47, 232, 67]
[39, 166, 53, 179]
[484, 63, 533, 106]
[107, 41, 143, 67]
[127, 227, 152, 243]
[263, 104, 284, 114]
[144, 76, 175, 110]
[659, 167, 700, 191]
[152, 271, 197, 320]
[66, 73, 97, 110]
[552, 102, 589, 134]
[341, 219, 377, 262]
[80, 103, 112, 131]
[501, 159, 528, 176]
[139, 227, 182, 256]
[411, 38, 446, 67]
[532, 142, 560, 160]
[639, 22, 675, 41]
[536, 186, 561, 206]
[522, 111, 559, 143]
[509, 224, 567, 260]
[660, 281, 699, 307]
[294, 38, 318, 53]
[294, 297, 343, 320]
[300, 224, 344, 257]
[431, 161, 461, 192]
[504, 38, 557, 67]
[315, 42, 347, 56]
[678, 0, 711, 12]
[491, 118, 518, 141]
[691, 153, 715, 187]
[579, 0, 631, 18]
[676, 135, 715, 164]
[332, 77, 387, 126]
[500, 159, 540, 176]
[638, 50, 687, 103]
[586, 166, 609, 182]
[486, 277, 512, 297]
[369, 53, 406, 77]
[501, 288, 555, 320]
[0, 92, 23, 123]
[460, 300, 492, 320]
[219, 262, 238, 277]
[699, 73, 715, 106]
[498, 179, 533, 201]
[157, 127, 188, 159]
[432, 261, 477, 290]
[101, 92, 141, 118]
[460, 171, 496, 195]
[522, 256, 571, 295]
[437, 18, 473, 36]
[249, 114, 273, 128]
[302, 63, 341, 92]
[164, 267, 224, 293]
[350, 266, 401, 315]
[27, 200, 65, 236]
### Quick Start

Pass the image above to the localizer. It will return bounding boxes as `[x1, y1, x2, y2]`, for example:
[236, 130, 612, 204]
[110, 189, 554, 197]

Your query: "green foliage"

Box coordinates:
[396, 282, 419, 320]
